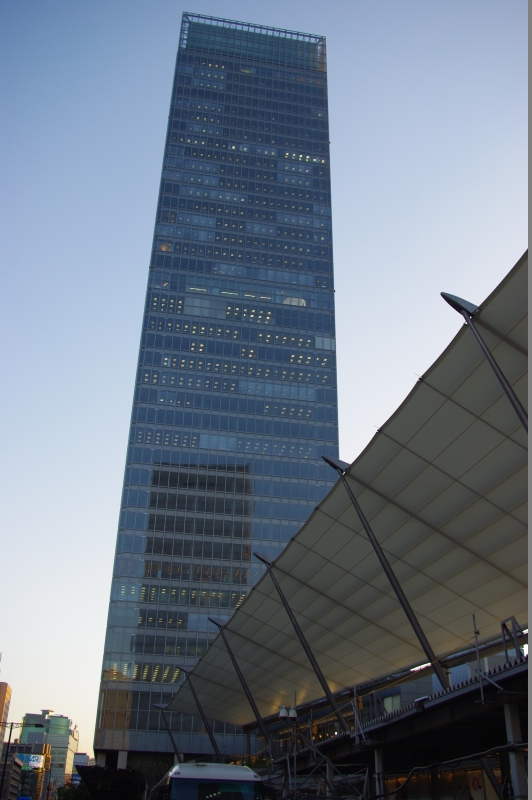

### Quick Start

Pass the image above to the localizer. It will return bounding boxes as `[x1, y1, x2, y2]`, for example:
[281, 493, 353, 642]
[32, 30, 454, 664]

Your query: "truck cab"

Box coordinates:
[151, 762, 264, 800]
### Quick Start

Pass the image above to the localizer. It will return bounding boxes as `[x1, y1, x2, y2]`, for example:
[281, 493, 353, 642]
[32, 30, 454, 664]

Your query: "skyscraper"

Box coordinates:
[95, 13, 338, 778]
[20, 711, 79, 788]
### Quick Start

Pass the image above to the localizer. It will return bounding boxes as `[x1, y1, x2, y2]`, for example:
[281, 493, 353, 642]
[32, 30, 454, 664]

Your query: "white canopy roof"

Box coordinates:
[169, 253, 528, 726]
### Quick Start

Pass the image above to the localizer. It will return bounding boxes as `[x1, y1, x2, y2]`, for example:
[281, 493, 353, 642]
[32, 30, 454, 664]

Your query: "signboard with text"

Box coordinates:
[17, 754, 44, 770]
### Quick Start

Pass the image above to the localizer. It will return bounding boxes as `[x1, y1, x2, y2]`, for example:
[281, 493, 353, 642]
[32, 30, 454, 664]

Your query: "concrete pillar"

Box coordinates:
[117, 750, 128, 770]
[95, 753, 105, 767]
[362, 767, 370, 800]
[498, 751, 512, 799]
[374, 748, 384, 799]
[431, 765, 440, 800]
[326, 761, 334, 798]
[503, 704, 527, 799]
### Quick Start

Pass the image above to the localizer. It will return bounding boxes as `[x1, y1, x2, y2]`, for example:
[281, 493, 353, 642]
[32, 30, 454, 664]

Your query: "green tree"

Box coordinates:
[56, 781, 90, 799]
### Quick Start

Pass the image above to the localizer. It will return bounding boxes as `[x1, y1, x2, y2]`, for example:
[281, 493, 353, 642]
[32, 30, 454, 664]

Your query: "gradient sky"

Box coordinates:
[0, 0, 527, 755]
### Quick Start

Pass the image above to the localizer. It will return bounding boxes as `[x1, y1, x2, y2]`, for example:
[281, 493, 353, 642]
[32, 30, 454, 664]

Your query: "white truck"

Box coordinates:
[150, 761, 265, 800]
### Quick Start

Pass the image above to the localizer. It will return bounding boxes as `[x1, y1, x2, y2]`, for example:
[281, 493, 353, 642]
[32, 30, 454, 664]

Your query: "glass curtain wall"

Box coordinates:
[95, 12, 338, 772]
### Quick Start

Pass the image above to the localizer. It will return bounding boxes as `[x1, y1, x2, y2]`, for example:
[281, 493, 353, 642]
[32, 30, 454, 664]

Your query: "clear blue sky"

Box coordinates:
[0, 0, 527, 755]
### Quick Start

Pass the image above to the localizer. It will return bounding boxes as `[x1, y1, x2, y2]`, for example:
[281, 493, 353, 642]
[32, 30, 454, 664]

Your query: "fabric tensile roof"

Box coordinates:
[168, 253, 528, 726]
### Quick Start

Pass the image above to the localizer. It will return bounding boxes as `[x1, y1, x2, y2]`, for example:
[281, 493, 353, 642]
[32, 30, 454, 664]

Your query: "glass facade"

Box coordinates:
[95, 12, 338, 774]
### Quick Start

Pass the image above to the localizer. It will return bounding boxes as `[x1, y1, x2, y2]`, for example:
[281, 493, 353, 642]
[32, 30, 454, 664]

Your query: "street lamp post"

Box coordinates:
[0, 721, 45, 799]
[441, 292, 528, 432]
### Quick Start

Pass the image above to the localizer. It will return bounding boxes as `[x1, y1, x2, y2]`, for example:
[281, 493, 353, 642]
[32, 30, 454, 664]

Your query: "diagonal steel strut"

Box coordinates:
[441, 292, 527, 433]
[323, 455, 450, 691]
[178, 665, 222, 762]
[254, 553, 350, 733]
[209, 617, 274, 753]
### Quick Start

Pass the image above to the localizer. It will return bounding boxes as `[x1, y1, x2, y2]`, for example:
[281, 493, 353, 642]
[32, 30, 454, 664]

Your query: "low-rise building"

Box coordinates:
[10, 741, 51, 800]
[71, 752, 92, 786]
[0, 749, 23, 800]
